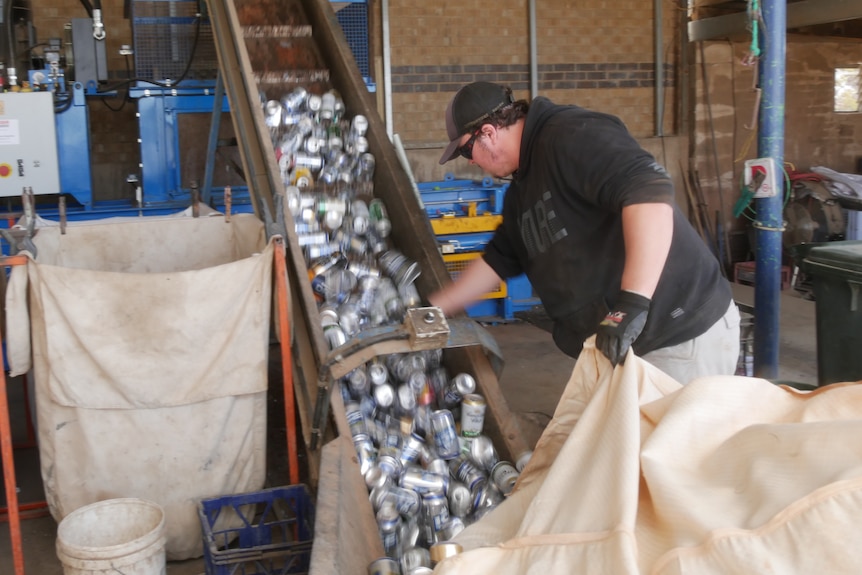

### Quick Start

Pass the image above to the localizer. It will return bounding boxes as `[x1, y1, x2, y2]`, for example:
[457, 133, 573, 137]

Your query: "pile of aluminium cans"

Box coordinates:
[262, 87, 530, 575]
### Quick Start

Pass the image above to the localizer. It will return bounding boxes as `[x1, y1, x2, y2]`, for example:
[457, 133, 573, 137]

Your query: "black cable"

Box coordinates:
[54, 92, 74, 113]
[79, 0, 93, 18]
[100, 54, 132, 111]
[24, 42, 49, 56]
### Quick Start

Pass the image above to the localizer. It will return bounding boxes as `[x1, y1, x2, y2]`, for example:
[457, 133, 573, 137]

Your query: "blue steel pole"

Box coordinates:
[753, 0, 786, 379]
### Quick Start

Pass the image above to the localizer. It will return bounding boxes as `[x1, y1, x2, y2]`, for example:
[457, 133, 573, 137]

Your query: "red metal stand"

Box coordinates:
[0, 253, 29, 575]
[274, 238, 299, 485]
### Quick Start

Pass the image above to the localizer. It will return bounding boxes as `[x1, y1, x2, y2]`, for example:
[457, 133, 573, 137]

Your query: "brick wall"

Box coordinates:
[693, 38, 862, 249]
[375, 0, 681, 180]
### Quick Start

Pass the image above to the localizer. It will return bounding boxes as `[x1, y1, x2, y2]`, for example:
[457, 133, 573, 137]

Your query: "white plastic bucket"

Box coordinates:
[56, 498, 167, 575]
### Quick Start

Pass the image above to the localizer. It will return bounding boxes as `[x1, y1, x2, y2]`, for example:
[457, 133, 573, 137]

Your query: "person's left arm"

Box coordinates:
[620, 202, 673, 299]
[595, 201, 673, 366]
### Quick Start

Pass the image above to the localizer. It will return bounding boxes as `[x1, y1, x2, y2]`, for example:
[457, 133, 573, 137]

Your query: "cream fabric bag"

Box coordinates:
[437, 337, 862, 574]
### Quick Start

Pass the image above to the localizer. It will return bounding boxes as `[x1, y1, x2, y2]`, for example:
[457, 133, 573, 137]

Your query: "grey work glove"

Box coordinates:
[595, 290, 651, 366]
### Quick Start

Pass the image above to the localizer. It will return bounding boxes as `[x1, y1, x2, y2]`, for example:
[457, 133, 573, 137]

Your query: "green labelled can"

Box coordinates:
[459, 393, 486, 438]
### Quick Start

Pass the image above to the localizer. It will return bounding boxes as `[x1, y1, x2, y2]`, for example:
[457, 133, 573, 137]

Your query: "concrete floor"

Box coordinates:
[0, 285, 818, 574]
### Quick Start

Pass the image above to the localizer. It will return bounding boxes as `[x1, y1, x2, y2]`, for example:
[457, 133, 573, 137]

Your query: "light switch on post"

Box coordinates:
[744, 157, 779, 198]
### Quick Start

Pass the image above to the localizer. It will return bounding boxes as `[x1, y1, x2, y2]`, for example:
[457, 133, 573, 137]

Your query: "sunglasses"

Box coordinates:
[457, 128, 483, 160]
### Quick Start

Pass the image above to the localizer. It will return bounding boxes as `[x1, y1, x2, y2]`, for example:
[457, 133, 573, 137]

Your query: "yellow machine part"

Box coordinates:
[442, 252, 507, 299]
[430, 214, 503, 235]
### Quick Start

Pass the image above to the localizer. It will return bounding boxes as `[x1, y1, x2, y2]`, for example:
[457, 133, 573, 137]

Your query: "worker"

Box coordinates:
[429, 81, 740, 384]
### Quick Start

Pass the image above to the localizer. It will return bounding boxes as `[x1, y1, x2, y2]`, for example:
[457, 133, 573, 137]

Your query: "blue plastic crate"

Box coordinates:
[198, 485, 315, 575]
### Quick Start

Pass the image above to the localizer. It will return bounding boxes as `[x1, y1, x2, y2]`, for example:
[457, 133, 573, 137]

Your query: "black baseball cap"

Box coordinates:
[439, 82, 514, 165]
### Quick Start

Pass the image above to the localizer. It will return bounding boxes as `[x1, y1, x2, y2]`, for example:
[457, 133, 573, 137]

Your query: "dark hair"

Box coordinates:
[485, 99, 529, 129]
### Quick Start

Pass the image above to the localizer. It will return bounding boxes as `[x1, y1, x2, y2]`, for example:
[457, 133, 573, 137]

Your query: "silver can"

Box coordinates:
[401, 547, 431, 573]
[422, 491, 449, 543]
[321, 309, 347, 349]
[376, 503, 402, 560]
[320, 90, 336, 121]
[378, 249, 421, 289]
[305, 242, 340, 259]
[367, 557, 399, 575]
[353, 433, 376, 476]
[394, 353, 427, 383]
[426, 458, 449, 478]
[449, 455, 486, 490]
[401, 468, 449, 495]
[355, 152, 376, 182]
[280, 87, 307, 113]
[368, 198, 392, 238]
[472, 479, 504, 513]
[291, 151, 324, 172]
[351, 114, 369, 137]
[346, 366, 368, 396]
[491, 460, 520, 496]
[347, 260, 381, 281]
[515, 449, 533, 472]
[370, 483, 421, 517]
[438, 516, 465, 541]
[365, 228, 390, 256]
[397, 384, 417, 416]
[399, 283, 421, 309]
[469, 435, 499, 472]
[352, 135, 370, 155]
[263, 100, 283, 127]
[351, 199, 371, 235]
[431, 410, 460, 460]
[460, 394, 487, 438]
[339, 301, 362, 337]
[399, 432, 425, 467]
[306, 93, 322, 113]
[373, 382, 396, 411]
[443, 373, 476, 408]
[368, 360, 389, 386]
[345, 401, 368, 437]
[297, 231, 328, 247]
[365, 464, 392, 492]
[447, 481, 472, 518]
[377, 452, 403, 480]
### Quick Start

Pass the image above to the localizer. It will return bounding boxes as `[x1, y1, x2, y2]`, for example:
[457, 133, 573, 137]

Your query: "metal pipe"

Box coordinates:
[655, 0, 664, 136]
[0, 255, 29, 575]
[382, 0, 393, 139]
[529, 0, 538, 98]
[753, 0, 786, 379]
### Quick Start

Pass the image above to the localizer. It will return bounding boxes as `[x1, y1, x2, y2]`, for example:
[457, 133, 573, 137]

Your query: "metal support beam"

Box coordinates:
[753, 0, 786, 380]
[206, 0, 279, 220]
[689, 0, 862, 42]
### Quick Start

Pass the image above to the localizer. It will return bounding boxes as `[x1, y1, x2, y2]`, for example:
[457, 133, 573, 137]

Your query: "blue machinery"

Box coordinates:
[0, 0, 374, 222]
[418, 175, 541, 320]
[40, 80, 252, 219]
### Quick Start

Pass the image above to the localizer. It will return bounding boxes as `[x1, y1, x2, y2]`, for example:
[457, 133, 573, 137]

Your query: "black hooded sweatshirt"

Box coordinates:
[482, 97, 732, 358]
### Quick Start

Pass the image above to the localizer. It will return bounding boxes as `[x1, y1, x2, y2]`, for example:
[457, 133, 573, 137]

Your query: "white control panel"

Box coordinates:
[744, 157, 778, 198]
[0, 92, 61, 197]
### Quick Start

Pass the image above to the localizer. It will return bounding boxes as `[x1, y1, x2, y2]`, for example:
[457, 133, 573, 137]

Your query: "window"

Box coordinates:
[835, 67, 860, 112]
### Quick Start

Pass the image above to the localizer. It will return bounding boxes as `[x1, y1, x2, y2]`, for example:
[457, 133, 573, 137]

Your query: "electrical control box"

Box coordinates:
[744, 157, 778, 198]
[0, 92, 61, 197]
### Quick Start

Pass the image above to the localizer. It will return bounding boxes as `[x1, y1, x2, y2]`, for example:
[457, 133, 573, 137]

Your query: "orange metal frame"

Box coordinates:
[1, 253, 30, 575]
[273, 237, 299, 485]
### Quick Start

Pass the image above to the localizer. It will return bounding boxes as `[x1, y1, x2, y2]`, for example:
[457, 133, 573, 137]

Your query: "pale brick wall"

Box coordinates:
[378, 0, 681, 182]
[693, 38, 862, 255]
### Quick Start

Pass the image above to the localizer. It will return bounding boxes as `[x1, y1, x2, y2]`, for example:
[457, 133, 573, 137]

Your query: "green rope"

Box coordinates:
[749, 0, 761, 57]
